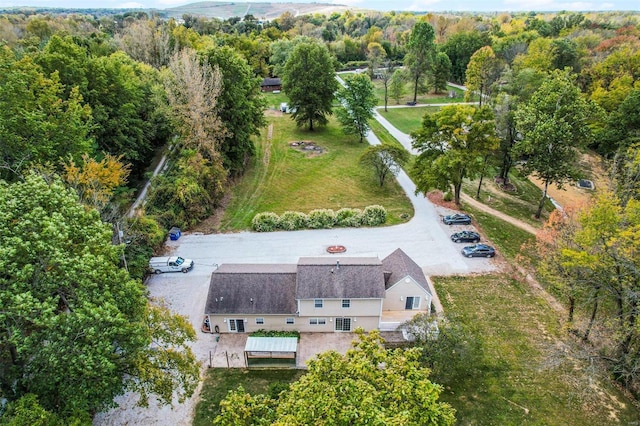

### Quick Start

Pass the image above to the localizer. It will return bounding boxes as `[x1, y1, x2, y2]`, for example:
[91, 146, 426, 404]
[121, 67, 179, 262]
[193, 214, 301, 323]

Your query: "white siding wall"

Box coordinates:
[383, 276, 432, 313]
[299, 298, 383, 317]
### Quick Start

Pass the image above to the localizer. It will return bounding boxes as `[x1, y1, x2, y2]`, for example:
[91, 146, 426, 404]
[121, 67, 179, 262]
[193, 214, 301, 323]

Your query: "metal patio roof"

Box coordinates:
[244, 336, 298, 353]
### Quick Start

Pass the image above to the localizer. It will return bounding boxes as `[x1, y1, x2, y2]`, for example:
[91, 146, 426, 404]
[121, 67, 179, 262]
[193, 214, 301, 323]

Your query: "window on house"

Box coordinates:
[255, 318, 264, 325]
[342, 299, 351, 308]
[310, 318, 326, 325]
[314, 299, 323, 308]
[286, 317, 294, 325]
[335, 317, 351, 331]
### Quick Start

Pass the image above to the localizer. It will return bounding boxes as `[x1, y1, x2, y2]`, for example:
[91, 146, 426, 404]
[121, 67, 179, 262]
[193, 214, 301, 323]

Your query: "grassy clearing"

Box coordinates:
[378, 106, 437, 134]
[432, 274, 639, 425]
[462, 167, 556, 228]
[372, 80, 469, 106]
[219, 115, 414, 230]
[262, 91, 289, 111]
[193, 368, 304, 426]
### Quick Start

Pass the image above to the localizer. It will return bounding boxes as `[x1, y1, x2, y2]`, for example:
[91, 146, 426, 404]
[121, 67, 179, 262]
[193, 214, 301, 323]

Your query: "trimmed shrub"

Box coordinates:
[443, 191, 453, 202]
[336, 208, 363, 227]
[279, 211, 309, 230]
[307, 209, 337, 229]
[361, 205, 387, 226]
[252, 212, 280, 232]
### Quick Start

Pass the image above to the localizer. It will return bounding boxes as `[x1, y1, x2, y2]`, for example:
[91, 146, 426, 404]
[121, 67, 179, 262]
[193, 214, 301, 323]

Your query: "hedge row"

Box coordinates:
[252, 206, 387, 232]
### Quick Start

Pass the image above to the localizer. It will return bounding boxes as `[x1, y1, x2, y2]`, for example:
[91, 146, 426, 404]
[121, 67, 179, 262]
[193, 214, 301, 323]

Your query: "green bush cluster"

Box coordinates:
[307, 208, 337, 229]
[251, 329, 300, 339]
[251, 205, 387, 232]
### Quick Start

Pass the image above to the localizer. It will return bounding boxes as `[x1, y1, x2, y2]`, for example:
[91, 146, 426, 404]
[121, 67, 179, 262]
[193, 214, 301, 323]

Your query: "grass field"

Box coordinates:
[219, 114, 414, 230]
[372, 80, 469, 106]
[378, 106, 436, 134]
[433, 273, 639, 425]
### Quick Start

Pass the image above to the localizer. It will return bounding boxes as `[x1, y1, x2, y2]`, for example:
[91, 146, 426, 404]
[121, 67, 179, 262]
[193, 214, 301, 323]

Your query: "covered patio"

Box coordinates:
[244, 336, 298, 368]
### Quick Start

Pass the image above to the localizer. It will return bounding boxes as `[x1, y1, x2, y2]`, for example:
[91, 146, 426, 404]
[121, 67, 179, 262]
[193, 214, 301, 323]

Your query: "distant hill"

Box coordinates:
[162, 1, 351, 20]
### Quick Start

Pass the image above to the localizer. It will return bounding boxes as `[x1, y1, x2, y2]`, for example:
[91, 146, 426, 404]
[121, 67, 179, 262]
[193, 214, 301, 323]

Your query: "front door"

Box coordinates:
[229, 319, 245, 333]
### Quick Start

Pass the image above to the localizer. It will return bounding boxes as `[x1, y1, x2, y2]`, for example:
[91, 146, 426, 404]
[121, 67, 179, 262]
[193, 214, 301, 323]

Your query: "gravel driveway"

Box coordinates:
[95, 102, 497, 425]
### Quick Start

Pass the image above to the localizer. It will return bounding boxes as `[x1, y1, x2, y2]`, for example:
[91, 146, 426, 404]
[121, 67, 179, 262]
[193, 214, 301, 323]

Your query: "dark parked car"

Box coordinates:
[451, 230, 480, 243]
[461, 244, 496, 258]
[442, 213, 472, 225]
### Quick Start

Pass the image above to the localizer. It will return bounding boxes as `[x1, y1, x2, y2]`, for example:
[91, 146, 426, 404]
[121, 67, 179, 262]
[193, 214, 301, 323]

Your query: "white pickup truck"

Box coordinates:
[149, 256, 194, 274]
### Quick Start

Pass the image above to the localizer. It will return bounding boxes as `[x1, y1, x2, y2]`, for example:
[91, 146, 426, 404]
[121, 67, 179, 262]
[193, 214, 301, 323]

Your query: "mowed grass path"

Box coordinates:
[433, 273, 639, 425]
[219, 114, 414, 230]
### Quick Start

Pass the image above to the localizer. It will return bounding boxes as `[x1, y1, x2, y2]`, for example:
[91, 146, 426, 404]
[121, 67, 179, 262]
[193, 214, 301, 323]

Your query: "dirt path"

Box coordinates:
[460, 193, 538, 235]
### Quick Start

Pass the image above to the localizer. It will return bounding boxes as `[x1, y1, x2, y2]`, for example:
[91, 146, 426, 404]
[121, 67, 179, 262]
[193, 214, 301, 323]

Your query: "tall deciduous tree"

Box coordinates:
[360, 143, 409, 186]
[366, 41, 386, 79]
[166, 48, 226, 161]
[514, 70, 593, 218]
[204, 45, 267, 174]
[379, 59, 396, 112]
[214, 330, 456, 425]
[440, 31, 491, 84]
[281, 41, 338, 131]
[0, 46, 92, 179]
[0, 174, 199, 419]
[432, 51, 452, 94]
[464, 46, 500, 106]
[336, 73, 377, 142]
[534, 192, 640, 393]
[405, 21, 436, 104]
[411, 105, 498, 205]
[389, 68, 407, 105]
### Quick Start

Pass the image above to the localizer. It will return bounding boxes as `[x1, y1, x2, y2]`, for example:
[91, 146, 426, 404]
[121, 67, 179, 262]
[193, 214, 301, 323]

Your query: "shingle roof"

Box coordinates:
[296, 257, 385, 299]
[261, 77, 281, 86]
[205, 264, 297, 315]
[381, 248, 431, 294]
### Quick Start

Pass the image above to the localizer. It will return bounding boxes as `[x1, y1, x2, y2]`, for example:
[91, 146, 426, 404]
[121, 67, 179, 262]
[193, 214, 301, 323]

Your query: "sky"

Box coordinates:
[0, 0, 637, 12]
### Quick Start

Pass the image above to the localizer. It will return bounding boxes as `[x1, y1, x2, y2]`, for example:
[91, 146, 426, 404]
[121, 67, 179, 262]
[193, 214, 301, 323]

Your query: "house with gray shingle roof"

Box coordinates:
[205, 248, 432, 333]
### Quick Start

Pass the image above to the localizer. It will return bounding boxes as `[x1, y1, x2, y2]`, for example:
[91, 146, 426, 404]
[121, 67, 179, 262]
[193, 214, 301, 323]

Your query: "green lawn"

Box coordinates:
[377, 106, 436, 134]
[432, 274, 639, 425]
[219, 115, 414, 230]
[193, 368, 304, 426]
[262, 91, 289, 111]
[372, 80, 470, 106]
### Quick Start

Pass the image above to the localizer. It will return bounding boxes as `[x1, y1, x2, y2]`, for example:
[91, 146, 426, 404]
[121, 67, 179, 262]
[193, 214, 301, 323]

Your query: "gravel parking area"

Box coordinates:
[95, 106, 498, 425]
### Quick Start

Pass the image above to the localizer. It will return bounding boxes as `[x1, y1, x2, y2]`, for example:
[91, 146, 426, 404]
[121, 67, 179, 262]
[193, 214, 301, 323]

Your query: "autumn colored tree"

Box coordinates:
[464, 46, 500, 106]
[63, 153, 131, 211]
[166, 48, 226, 160]
[534, 192, 640, 393]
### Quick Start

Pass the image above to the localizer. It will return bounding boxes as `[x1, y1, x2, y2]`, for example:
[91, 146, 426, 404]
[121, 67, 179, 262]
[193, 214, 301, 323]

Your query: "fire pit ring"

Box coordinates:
[327, 245, 346, 254]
